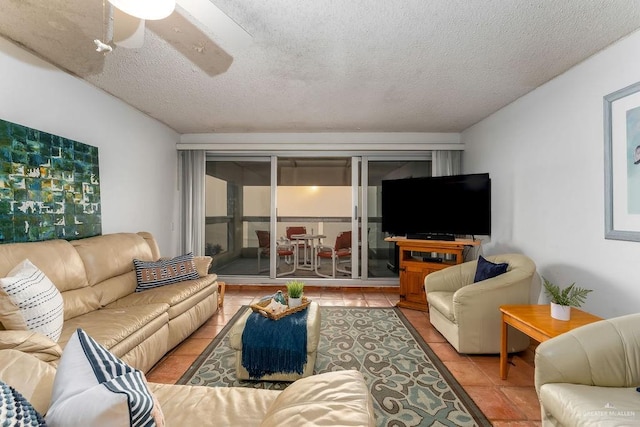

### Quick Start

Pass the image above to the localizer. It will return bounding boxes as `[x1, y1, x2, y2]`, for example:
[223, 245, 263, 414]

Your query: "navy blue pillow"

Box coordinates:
[473, 255, 508, 283]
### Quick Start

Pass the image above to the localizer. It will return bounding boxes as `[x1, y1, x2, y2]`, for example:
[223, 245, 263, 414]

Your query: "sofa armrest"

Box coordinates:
[194, 256, 213, 276]
[157, 254, 212, 277]
[0, 349, 57, 416]
[535, 313, 640, 396]
[424, 261, 476, 293]
[137, 231, 161, 260]
[453, 269, 532, 308]
[0, 330, 62, 362]
[260, 370, 376, 427]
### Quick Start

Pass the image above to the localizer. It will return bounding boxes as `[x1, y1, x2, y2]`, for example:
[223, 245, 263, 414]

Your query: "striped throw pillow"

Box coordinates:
[45, 328, 164, 427]
[133, 253, 199, 291]
[0, 259, 64, 342]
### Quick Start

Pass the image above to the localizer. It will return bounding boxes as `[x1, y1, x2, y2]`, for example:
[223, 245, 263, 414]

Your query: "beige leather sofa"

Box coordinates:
[424, 253, 536, 354]
[0, 231, 218, 372]
[0, 348, 376, 426]
[535, 313, 640, 426]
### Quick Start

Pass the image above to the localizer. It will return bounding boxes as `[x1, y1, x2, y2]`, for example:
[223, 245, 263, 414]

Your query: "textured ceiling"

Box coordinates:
[2, 1, 640, 134]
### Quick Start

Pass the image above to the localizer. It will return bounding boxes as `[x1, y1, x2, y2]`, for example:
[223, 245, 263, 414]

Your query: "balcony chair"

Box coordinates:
[315, 230, 352, 278]
[286, 225, 309, 266]
[256, 230, 296, 276]
[424, 253, 536, 354]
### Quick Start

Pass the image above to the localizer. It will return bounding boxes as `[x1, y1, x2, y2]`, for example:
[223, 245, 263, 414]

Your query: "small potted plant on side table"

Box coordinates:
[286, 280, 305, 308]
[543, 277, 593, 321]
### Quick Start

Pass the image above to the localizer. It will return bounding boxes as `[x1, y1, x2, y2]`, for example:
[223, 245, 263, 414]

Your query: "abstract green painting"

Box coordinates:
[0, 119, 101, 243]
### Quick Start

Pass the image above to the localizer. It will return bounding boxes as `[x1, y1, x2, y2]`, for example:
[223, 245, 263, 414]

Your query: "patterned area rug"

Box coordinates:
[178, 307, 491, 427]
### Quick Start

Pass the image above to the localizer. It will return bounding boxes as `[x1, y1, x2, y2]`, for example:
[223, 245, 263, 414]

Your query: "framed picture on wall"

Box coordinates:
[0, 119, 101, 243]
[604, 80, 640, 241]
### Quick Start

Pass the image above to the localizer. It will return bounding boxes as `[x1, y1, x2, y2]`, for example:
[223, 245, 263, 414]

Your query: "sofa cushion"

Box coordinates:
[60, 287, 102, 321]
[473, 255, 508, 283]
[45, 328, 163, 427]
[0, 240, 100, 321]
[72, 233, 155, 287]
[426, 291, 456, 322]
[56, 303, 169, 360]
[133, 253, 199, 291]
[150, 382, 278, 426]
[0, 259, 64, 342]
[71, 233, 157, 307]
[261, 370, 376, 427]
[539, 383, 640, 426]
[0, 239, 88, 294]
[0, 380, 47, 426]
[109, 276, 216, 318]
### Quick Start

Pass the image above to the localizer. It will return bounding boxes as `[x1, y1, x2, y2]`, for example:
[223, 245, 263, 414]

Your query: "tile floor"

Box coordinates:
[146, 285, 542, 426]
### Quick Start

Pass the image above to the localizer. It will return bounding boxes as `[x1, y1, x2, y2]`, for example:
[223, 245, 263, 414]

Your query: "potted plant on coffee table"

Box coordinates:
[286, 280, 305, 308]
[543, 277, 593, 321]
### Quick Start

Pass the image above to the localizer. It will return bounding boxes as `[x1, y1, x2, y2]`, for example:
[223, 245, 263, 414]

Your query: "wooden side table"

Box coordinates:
[499, 304, 602, 379]
[217, 281, 226, 308]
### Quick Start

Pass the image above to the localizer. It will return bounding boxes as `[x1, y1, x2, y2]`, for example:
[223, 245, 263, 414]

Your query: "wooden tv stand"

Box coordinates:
[385, 237, 481, 311]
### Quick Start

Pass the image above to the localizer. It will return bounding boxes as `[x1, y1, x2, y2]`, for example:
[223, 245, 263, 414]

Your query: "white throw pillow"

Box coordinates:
[0, 259, 64, 342]
[45, 328, 164, 427]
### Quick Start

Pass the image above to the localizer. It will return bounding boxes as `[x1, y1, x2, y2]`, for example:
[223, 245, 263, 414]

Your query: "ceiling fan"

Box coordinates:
[0, 0, 250, 78]
[102, 0, 252, 74]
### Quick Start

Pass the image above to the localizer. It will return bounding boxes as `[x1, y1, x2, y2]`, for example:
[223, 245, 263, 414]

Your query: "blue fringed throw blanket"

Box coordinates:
[241, 308, 308, 379]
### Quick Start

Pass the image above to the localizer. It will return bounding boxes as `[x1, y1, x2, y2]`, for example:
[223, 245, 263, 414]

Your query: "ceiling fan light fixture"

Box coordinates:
[108, 0, 176, 20]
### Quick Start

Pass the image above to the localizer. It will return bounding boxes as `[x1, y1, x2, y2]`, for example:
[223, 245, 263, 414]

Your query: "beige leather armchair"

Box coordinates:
[424, 253, 536, 354]
[535, 313, 640, 426]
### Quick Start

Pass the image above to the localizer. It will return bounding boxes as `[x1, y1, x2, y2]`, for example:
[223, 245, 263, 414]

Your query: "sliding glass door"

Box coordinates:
[276, 157, 358, 279]
[204, 158, 272, 276]
[204, 154, 431, 283]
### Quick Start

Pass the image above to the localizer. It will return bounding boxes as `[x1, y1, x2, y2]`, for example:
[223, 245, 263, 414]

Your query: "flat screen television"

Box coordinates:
[381, 173, 491, 239]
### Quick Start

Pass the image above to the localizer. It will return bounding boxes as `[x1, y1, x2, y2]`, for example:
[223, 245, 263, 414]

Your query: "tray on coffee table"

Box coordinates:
[250, 296, 311, 320]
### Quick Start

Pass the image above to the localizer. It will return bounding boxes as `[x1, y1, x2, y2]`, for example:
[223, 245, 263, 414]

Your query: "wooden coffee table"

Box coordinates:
[499, 304, 602, 379]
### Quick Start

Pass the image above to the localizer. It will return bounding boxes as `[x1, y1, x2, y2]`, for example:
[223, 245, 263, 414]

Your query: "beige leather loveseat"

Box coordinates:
[0, 348, 376, 426]
[0, 231, 218, 372]
[425, 253, 536, 354]
[535, 313, 640, 426]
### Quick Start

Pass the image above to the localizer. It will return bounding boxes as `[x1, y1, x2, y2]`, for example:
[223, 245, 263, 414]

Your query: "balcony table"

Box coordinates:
[290, 233, 326, 275]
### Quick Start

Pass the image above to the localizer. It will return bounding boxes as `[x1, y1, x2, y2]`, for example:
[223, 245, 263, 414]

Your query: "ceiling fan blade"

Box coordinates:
[112, 7, 145, 48]
[108, 0, 247, 76]
[175, 0, 252, 53]
[146, 10, 234, 76]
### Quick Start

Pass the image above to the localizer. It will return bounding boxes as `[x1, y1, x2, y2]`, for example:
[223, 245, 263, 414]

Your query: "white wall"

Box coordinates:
[462, 30, 640, 318]
[0, 37, 180, 255]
